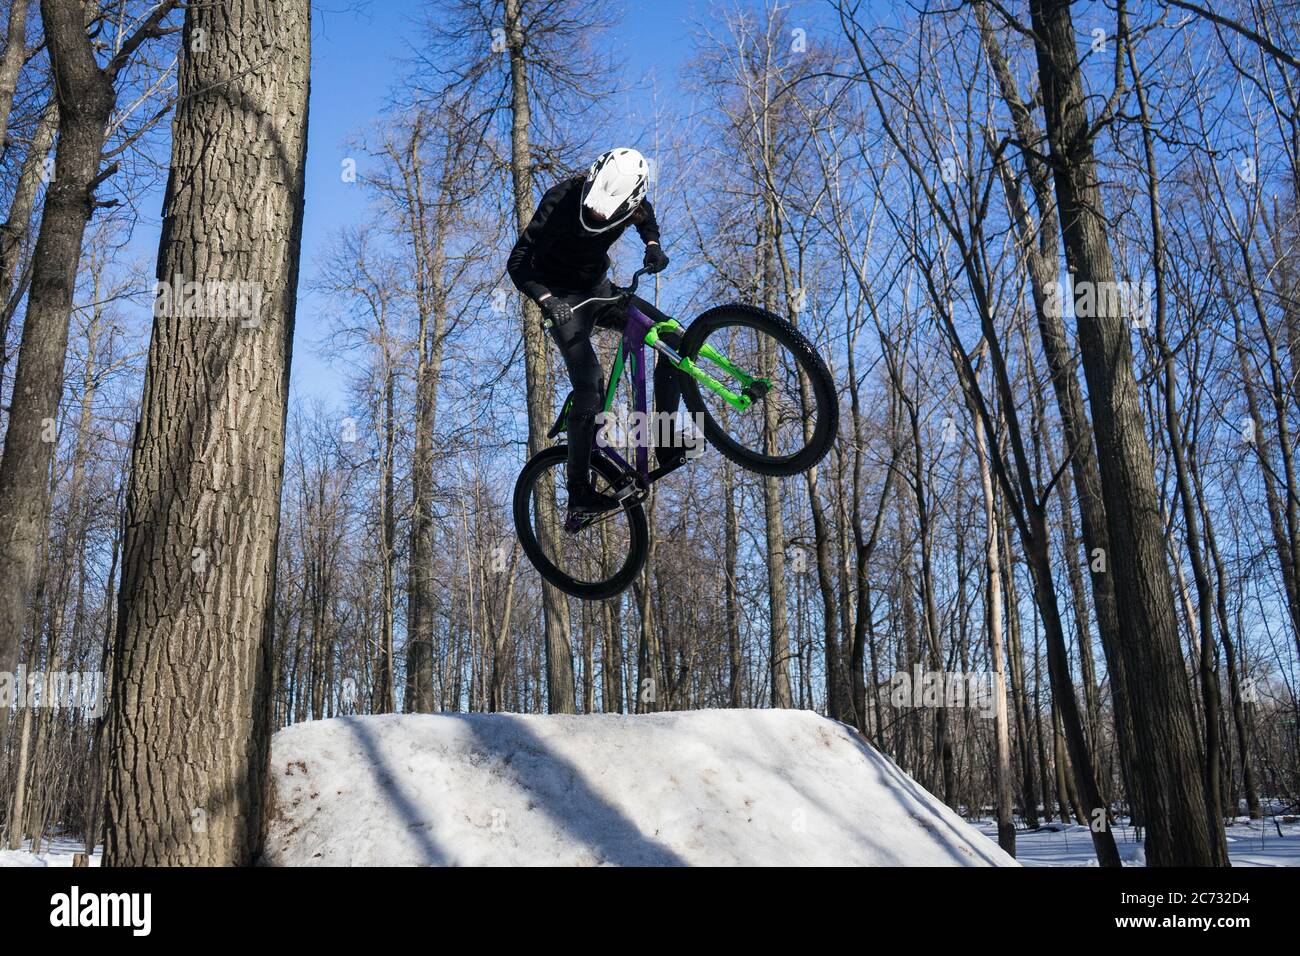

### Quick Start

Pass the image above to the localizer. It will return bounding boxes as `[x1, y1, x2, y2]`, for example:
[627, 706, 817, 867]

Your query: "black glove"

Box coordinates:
[643, 243, 669, 274]
[538, 295, 574, 328]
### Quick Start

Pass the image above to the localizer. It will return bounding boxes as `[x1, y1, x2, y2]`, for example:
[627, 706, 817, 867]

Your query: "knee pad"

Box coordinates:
[570, 385, 604, 417]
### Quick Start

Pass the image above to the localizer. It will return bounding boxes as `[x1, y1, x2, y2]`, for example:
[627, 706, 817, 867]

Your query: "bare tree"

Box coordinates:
[0, 0, 32, 155]
[1026, 0, 1227, 865]
[0, 0, 179, 749]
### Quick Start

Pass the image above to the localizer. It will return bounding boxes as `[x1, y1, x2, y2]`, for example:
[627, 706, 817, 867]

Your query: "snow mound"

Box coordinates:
[264, 709, 1017, 867]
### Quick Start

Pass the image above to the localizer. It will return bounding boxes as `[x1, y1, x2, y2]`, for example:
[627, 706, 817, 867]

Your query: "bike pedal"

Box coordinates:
[614, 481, 645, 504]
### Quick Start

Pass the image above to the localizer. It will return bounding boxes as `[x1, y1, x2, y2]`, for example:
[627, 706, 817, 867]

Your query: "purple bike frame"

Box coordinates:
[594, 299, 656, 481]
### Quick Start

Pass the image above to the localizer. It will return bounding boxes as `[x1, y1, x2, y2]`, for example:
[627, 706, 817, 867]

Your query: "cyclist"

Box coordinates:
[508, 147, 683, 515]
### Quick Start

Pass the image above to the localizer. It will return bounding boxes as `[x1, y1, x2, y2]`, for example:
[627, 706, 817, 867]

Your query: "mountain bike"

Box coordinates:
[513, 267, 838, 600]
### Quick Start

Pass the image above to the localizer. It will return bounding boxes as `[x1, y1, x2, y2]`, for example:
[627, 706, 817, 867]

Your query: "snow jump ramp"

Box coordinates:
[264, 708, 1016, 866]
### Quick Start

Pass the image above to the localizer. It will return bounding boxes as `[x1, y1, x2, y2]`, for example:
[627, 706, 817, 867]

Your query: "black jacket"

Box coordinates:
[507, 176, 660, 300]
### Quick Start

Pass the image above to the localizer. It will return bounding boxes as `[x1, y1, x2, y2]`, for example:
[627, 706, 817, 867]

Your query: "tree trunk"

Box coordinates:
[1194, 453, 1262, 820]
[405, 281, 436, 712]
[0, 0, 30, 157]
[1127, 29, 1227, 854]
[5, 699, 32, 849]
[0, 98, 57, 397]
[1028, 0, 1226, 866]
[964, 362, 1015, 855]
[403, 118, 452, 714]
[104, 0, 309, 866]
[489, 546, 519, 713]
[635, 503, 663, 712]
[503, 0, 574, 713]
[723, 460, 742, 708]
[1001, 531, 1039, 828]
[0, 0, 134, 749]
[977, 3, 1141, 818]
[600, 586, 623, 713]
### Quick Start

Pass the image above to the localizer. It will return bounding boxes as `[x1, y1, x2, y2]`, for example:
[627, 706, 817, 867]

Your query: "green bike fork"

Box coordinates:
[646, 320, 771, 412]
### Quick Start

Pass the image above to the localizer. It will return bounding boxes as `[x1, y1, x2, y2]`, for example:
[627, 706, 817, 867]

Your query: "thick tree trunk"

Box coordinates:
[1028, 0, 1226, 866]
[1128, 32, 1227, 852]
[104, 0, 309, 866]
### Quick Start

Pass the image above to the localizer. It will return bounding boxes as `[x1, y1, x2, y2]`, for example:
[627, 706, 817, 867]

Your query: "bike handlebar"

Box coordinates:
[542, 266, 656, 326]
[614, 265, 654, 299]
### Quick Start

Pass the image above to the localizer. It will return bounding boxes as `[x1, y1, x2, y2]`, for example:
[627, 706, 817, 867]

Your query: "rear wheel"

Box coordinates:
[513, 445, 648, 600]
[679, 304, 838, 476]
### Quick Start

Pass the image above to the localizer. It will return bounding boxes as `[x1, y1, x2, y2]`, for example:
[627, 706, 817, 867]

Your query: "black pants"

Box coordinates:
[547, 280, 684, 487]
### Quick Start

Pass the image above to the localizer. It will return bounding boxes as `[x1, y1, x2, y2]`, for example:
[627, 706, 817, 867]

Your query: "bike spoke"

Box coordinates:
[526, 460, 635, 588]
[693, 323, 823, 462]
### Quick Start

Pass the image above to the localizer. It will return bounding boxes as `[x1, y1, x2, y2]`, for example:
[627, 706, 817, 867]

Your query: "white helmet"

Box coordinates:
[579, 148, 649, 233]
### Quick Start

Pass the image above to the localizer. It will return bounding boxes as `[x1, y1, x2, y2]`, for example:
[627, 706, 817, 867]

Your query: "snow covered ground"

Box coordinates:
[969, 817, 1300, 867]
[264, 709, 1016, 866]
[6, 710, 1294, 867]
[0, 836, 100, 868]
[7, 819, 1295, 866]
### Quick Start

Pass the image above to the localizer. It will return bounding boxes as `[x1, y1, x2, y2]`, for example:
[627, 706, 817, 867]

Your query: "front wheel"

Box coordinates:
[513, 445, 648, 600]
[678, 304, 838, 477]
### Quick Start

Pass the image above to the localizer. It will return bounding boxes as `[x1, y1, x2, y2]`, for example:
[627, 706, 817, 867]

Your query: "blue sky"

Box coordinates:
[291, 0, 705, 404]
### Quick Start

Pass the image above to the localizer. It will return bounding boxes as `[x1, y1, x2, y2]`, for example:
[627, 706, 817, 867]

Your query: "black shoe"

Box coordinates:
[567, 483, 620, 516]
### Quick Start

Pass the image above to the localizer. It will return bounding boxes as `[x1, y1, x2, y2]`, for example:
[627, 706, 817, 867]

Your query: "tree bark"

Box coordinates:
[0, 0, 174, 750]
[5, 698, 32, 849]
[0, 0, 30, 157]
[976, 3, 1142, 816]
[965, 366, 1015, 854]
[723, 460, 742, 708]
[1028, 0, 1225, 865]
[0, 98, 55, 368]
[104, 0, 309, 866]
[503, 0, 575, 713]
[402, 119, 451, 714]
[376, 368, 396, 714]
